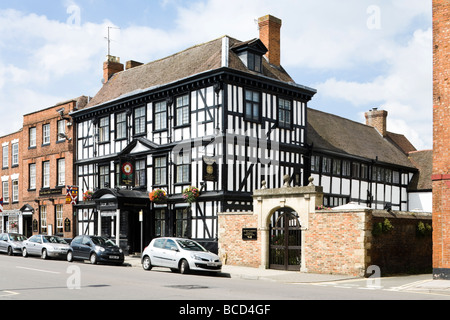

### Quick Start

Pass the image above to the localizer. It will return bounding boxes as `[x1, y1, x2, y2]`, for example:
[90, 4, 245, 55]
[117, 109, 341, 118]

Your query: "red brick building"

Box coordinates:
[0, 130, 25, 235]
[432, 0, 450, 279]
[21, 97, 88, 239]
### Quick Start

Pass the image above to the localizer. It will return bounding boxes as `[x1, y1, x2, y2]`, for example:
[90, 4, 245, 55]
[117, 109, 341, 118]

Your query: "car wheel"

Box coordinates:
[142, 256, 152, 271]
[22, 248, 28, 257]
[67, 251, 73, 262]
[41, 249, 48, 260]
[179, 259, 190, 274]
[90, 253, 97, 265]
[7, 246, 13, 256]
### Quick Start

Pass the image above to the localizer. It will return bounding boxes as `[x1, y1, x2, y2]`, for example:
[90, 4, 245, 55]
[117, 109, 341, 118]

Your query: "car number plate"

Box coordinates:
[207, 262, 218, 266]
[109, 255, 119, 259]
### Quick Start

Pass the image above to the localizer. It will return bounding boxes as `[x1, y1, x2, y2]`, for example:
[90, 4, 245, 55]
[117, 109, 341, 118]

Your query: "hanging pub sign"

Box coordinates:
[202, 156, 218, 182]
[66, 186, 78, 205]
[120, 157, 135, 187]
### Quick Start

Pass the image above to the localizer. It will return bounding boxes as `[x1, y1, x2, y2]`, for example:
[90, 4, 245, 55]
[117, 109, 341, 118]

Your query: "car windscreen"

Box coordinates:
[91, 237, 116, 247]
[176, 239, 207, 252]
[9, 234, 26, 241]
[43, 236, 68, 244]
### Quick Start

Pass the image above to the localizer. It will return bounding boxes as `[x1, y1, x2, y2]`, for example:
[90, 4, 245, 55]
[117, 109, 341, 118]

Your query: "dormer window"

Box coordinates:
[232, 39, 268, 74]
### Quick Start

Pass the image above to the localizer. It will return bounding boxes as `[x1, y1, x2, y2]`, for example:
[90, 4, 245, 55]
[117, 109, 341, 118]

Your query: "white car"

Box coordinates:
[141, 237, 222, 274]
[22, 235, 70, 260]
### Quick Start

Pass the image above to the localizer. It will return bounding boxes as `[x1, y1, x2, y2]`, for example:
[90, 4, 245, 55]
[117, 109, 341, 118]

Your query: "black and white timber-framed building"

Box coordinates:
[70, 15, 424, 254]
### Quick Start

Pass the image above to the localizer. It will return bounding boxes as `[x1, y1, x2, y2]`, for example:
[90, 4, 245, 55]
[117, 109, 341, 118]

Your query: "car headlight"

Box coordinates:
[119, 248, 123, 253]
[191, 254, 203, 261]
[95, 246, 105, 252]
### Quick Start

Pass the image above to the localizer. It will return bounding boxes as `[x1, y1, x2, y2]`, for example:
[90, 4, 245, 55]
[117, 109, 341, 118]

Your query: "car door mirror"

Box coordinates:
[170, 246, 179, 252]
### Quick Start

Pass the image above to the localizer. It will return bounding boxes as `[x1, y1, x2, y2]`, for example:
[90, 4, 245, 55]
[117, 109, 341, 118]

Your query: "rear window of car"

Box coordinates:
[153, 239, 165, 248]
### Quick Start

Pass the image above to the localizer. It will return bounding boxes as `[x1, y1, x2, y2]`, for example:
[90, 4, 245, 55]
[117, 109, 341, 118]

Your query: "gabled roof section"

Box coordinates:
[83, 36, 299, 110]
[408, 150, 433, 191]
[118, 137, 161, 157]
[231, 38, 268, 55]
[307, 108, 416, 169]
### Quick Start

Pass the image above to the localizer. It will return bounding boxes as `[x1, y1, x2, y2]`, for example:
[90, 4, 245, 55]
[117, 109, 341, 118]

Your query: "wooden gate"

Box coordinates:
[269, 208, 302, 271]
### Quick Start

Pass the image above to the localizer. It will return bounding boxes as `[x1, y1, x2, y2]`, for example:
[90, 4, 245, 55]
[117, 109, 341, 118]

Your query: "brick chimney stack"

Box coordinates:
[258, 15, 282, 67]
[103, 55, 124, 84]
[365, 108, 388, 137]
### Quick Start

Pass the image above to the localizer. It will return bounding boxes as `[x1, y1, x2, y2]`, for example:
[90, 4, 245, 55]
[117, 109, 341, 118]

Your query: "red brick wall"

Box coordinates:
[218, 212, 260, 267]
[432, 0, 450, 276]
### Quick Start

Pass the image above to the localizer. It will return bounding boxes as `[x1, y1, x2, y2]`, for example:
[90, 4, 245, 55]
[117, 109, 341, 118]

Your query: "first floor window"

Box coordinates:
[43, 161, 50, 188]
[2, 145, 8, 168]
[135, 159, 146, 187]
[2, 181, 9, 203]
[57, 158, 65, 186]
[29, 163, 36, 190]
[12, 143, 19, 166]
[154, 156, 167, 186]
[176, 153, 190, 184]
[12, 180, 18, 202]
[99, 165, 110, 188]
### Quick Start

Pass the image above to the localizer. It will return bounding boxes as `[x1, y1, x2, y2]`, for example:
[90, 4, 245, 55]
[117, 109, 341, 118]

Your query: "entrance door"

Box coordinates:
[269, 208, 302, 271]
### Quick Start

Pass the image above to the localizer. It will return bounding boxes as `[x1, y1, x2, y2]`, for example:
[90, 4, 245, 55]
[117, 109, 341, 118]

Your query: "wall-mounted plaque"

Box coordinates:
[242, 228, 258, 241]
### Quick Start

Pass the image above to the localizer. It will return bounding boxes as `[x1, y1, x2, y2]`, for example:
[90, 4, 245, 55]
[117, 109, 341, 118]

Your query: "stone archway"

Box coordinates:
[253, 182, 323, 271]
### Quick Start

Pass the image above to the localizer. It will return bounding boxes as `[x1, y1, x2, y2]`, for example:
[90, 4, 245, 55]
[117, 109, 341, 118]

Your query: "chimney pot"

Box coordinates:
[258, 14, 282, 67]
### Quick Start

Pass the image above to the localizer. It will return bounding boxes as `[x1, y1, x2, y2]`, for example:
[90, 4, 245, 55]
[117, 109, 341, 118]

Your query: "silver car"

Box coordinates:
[0, 233, 27, 256]
[22, 235, 70, 260]
[141, 237, 222, 274]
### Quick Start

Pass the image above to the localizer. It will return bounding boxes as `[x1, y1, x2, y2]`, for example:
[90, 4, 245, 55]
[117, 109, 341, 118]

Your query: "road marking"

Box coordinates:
[0, 291, 19, 297]
[16, 266, 61, 274]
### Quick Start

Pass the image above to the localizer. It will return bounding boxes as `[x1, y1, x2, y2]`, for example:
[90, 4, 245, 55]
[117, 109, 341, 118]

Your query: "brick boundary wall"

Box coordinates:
[219, 208, 432, 276]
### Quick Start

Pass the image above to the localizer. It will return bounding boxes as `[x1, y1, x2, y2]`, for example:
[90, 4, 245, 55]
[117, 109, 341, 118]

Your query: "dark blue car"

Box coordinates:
[67, 235, 124, 265]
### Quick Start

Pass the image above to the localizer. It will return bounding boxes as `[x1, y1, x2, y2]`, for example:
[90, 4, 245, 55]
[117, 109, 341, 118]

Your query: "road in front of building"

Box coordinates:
[0, 255, 448, 303]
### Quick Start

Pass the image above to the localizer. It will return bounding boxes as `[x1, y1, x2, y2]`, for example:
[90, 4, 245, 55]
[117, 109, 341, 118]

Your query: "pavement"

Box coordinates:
[123, 255, 450, 295]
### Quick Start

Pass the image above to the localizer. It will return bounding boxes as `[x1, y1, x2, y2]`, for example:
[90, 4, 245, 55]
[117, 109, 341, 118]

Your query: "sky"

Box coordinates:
[0, 0, 433, 150]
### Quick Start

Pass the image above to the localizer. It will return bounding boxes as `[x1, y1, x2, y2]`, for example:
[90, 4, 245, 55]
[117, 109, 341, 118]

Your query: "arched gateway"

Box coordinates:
[218, 178, 323, 271]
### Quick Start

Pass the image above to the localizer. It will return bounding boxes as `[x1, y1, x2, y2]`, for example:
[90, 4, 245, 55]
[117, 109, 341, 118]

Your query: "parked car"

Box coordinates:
[22, 235, 70, 259]
[141, 237, 222, 274]
[0, 233, 27, 256]
[67, 235, 124, 265]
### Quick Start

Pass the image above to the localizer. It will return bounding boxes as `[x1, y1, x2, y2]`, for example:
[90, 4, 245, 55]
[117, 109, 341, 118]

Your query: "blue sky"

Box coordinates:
[0, 0, 432, 149]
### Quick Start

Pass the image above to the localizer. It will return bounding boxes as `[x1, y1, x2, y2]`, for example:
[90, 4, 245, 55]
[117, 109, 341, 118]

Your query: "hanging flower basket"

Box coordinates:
[182, 186, 200, 204]
[149, 189, 168, 203]
[83, 190, 94, 202]
[10, 222, 18, 229]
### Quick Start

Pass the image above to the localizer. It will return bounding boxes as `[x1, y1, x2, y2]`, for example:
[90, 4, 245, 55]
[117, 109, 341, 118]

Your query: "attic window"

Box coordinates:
[232, 39, 267, 74]
[237, 51, 262, 73]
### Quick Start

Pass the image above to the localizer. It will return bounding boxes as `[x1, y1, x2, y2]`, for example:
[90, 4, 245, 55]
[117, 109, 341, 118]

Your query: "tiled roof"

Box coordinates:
[307, 108, 416, 169]
[408, 150, 433, 191]
[84, 36, 295, 109]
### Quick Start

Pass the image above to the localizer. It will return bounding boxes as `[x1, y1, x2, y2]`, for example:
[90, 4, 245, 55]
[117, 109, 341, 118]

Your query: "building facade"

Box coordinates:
[20, 97, 88, 239]
[432, 0, 450, 279]
[0, 130, 25, 235]
[70, 15, 426, 257]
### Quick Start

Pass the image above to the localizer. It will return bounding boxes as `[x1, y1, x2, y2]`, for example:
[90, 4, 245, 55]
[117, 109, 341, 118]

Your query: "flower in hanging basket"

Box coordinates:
[10, 222, 18, 229]
[83, 190, 94, 202]
[182, 186, 200, 204]
[149, 189, 167, 203]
